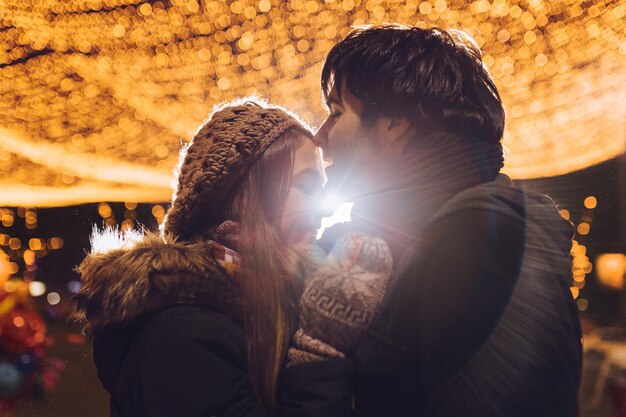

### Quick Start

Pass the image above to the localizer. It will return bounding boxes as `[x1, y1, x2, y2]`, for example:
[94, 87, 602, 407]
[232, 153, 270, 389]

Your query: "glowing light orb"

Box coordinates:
[28, 281, 46, 297]
[596, 253, 626, 290]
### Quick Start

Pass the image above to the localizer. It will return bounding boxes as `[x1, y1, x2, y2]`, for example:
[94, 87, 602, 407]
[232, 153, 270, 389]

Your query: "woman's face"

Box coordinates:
[280, 138, 325, 257]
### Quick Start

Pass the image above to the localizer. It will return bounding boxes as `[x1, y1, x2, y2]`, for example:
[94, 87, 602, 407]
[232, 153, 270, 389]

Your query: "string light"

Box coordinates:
[0, 0, 625, 207]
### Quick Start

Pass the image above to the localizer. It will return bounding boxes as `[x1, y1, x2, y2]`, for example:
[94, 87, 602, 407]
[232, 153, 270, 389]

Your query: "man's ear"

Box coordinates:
[375, 116, 413, 147]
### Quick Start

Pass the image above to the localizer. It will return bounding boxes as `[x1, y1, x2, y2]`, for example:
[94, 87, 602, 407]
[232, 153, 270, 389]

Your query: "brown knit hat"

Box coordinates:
[162, 99, 313, 240]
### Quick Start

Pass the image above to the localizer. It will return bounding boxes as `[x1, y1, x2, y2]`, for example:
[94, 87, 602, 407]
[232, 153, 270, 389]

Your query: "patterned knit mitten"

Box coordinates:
[288, 232, 393, 365]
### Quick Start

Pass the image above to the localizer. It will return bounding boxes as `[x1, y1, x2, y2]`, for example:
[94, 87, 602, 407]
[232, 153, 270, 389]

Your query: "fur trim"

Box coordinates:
[73, 229, 241, 331]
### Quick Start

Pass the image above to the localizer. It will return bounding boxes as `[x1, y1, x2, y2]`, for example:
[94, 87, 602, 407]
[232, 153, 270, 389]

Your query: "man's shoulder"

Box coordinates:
[398, 192, 529, 274]
[430, 179, 527, 226]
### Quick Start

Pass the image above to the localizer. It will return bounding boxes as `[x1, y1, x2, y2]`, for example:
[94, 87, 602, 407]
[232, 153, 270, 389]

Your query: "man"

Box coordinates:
[314, 24, 582, 417]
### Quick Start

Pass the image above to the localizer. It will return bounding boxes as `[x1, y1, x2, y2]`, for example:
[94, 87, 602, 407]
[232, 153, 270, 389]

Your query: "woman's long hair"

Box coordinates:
[202, 129, 309, 414]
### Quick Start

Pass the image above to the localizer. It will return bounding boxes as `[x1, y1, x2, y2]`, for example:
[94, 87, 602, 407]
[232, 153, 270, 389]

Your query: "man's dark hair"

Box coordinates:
[321, 24, 505, 145]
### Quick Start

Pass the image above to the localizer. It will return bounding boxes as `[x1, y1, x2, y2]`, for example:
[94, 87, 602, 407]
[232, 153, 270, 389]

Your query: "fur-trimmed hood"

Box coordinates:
[74, 230, 242, 332]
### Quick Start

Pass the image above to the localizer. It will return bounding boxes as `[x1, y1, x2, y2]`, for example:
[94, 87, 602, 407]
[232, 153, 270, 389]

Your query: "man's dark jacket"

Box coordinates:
[321, 176, 582, 417]
[75, 233, 352, 417]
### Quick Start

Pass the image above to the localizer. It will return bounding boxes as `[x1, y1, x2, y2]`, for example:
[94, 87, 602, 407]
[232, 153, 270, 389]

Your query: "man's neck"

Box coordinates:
[348, 143, 491, 256]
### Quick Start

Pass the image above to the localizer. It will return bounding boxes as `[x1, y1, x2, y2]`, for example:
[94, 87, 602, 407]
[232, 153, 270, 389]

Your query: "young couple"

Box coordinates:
[75, 24, 582, 417]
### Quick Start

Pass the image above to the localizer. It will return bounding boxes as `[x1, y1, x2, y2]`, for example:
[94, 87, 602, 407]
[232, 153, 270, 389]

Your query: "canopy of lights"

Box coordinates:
[1, 0, 625, 206]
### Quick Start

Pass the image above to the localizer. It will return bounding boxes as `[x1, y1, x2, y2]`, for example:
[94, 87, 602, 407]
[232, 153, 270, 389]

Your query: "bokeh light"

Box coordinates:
[47, 292, 61, 306]
[0, 0, 624, 206]
[584, 196, 598, 209]
[28, 281, 46, 297]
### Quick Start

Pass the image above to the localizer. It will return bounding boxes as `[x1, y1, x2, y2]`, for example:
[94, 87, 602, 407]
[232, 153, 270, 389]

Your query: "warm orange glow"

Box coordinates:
[0, 0, 625, 206]
[121, 219, 134, 231]
[28, 238, 43, 251]
[1, 215, 14, 228]
[596, 253, 625, 290]
[0, 183, 170, 207]
[48, 237, 64, 250]
[98, 203, 113, 218]
[8, 238, 21, 250]
[23, 250, 36, 266]
[0, 252, 11, 283]
[15, 280, 30, 298]
[573, 244, 586, 257]
[4, 281, 16, 293]
[573, 270, 585, 282]
[584, 196, 598, 209]
[152, 205, 165, 218]
[572, 255, 589, 269]
[577, 223, 591, 235]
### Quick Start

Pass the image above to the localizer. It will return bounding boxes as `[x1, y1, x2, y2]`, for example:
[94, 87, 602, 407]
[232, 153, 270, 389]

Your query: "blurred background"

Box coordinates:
[0, 0, 625, 415]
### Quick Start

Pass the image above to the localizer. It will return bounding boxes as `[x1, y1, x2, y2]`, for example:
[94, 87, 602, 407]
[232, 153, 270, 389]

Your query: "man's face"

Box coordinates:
[314, 84, 378, 199]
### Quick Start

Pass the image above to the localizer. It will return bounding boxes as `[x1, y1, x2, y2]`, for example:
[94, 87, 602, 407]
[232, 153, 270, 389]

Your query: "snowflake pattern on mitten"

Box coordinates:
[295, 232, 393, 356]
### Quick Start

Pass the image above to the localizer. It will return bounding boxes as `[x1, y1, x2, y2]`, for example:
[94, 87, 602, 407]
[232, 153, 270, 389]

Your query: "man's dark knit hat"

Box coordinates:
[162, 100, 313, 240]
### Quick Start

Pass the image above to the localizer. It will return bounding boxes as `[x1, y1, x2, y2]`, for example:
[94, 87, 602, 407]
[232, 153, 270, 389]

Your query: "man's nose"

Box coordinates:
[314, 120, 333, 163]
[313, 119, 329, 149]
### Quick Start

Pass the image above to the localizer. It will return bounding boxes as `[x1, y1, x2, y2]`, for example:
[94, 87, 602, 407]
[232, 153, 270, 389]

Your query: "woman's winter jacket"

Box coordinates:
[75, 233, 352, 417]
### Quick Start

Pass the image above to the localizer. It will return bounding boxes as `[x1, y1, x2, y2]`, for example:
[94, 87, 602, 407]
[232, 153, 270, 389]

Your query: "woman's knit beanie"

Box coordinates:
[162, 99, 313, 240]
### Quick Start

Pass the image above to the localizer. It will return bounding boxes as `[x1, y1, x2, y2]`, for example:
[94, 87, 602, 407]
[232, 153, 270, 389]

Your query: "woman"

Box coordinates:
[73, 99, 343, 417]
[74, 99, 393, 417]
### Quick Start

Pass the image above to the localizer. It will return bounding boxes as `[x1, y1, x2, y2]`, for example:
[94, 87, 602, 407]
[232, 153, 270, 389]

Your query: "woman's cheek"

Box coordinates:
[280, 192, 303, 245]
